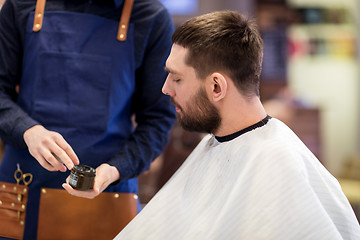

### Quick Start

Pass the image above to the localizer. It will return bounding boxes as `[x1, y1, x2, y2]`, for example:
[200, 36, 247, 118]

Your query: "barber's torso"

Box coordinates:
[0, 0, 167, 238]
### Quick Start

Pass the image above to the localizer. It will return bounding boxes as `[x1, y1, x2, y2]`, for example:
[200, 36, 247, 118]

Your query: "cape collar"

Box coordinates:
[215, 115, 272, 143]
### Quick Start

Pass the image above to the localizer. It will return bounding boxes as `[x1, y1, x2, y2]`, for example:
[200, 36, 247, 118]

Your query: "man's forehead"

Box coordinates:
[165, 44, 188, 75]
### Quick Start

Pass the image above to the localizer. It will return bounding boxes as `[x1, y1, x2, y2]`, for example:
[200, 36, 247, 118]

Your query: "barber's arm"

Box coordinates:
[0, 1, 38, 148]
[107, 7, 176, 182]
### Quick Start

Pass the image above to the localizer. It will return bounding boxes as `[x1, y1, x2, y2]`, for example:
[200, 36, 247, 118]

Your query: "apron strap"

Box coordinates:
[32, 0, 134, 41]
[117, 0, 134, 41]
[32, 0, 46, 32]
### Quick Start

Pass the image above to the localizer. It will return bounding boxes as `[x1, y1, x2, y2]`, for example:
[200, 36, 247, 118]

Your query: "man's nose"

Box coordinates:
[162, 76, 172, 96]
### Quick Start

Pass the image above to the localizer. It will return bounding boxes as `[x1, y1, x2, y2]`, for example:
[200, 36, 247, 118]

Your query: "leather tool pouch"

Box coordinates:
[0, 181, 28, 240]
[37, 188, 138, 240]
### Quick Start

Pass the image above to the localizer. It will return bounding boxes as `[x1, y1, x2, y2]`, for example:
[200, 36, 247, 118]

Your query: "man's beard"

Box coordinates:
[171, 87, 221, 133]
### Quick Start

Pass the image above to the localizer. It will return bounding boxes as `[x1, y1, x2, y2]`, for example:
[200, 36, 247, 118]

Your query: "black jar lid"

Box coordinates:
[71, 164, 96, 177]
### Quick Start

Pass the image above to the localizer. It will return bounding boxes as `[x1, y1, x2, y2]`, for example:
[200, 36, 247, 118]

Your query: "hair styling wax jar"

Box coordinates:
[69, 164, 96, 191]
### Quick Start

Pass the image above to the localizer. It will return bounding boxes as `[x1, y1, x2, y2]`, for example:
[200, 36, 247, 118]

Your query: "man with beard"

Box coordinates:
[115, 10, 360, 240]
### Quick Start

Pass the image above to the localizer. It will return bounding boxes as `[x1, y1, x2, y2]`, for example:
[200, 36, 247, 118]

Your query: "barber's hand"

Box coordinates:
[62, 163, 120, 199]
[23, 125, 79, 172]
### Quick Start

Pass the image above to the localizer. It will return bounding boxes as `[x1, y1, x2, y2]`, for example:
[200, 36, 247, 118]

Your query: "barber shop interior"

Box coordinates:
[0, 0, 360, 239]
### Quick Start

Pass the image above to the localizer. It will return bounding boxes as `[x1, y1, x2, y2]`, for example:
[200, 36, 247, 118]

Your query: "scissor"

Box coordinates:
[14, 164, 33, 187]
[14, 164, 33, 218]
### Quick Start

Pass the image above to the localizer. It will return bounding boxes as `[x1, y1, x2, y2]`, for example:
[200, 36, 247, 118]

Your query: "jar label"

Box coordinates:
[69, 174, 79, 188]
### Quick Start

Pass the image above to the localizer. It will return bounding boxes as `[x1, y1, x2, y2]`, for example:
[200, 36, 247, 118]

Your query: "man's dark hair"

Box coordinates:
[172, 11, 264, 97]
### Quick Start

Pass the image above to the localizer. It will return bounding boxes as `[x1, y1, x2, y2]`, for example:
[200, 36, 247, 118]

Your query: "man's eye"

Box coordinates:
[173, 79, 181, 83]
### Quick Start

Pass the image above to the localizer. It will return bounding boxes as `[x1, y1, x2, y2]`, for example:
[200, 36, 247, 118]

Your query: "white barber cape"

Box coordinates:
[115, 117, 360, 240]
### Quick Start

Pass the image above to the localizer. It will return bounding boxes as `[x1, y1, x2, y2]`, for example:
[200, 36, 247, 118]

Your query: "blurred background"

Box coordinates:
[0, 0, 359, 220]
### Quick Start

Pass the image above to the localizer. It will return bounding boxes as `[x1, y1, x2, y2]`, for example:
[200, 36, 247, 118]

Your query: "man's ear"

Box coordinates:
[207, 72, 227, 102]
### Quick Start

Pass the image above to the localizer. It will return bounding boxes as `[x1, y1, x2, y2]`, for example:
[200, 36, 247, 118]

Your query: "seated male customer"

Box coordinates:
[115, 10, 360, 240]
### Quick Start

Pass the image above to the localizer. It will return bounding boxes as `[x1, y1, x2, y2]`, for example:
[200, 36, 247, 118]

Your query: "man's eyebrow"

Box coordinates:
[164, 66, 172, 73]
[164, 66, 180, 76]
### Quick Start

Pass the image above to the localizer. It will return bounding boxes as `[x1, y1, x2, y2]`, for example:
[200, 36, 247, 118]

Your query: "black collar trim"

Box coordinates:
[215, 115, 272, 143]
